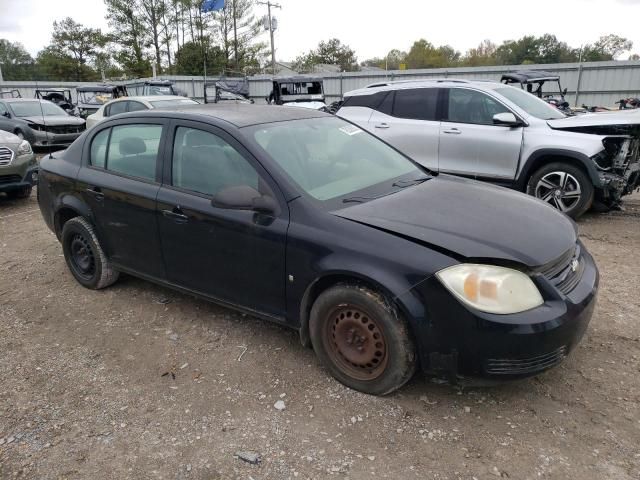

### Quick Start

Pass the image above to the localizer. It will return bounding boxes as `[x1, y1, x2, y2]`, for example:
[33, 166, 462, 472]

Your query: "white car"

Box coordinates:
[86, 96, 199, 129]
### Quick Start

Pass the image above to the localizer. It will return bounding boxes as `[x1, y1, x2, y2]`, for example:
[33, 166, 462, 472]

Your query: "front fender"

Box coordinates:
[518, 148, 601, 189]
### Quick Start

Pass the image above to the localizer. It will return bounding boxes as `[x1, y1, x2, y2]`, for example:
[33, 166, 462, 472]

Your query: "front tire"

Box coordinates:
[309, 284, 416, 395]
[61, 217, 119, 289]
[526, 162, 594, 219]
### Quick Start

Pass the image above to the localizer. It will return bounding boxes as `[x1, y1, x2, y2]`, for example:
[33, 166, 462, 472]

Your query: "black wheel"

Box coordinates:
[61, 217, 119, 289]
[526, 162, 594, 219]
[309, 284, 416, 395]
[7, 186, 32, 199]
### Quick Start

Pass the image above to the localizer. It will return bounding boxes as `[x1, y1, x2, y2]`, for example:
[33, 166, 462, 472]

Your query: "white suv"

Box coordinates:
[338, 79, 640, 218]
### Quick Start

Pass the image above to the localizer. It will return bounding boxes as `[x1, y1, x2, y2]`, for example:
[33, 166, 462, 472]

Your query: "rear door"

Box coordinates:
[438, 88, 523, 180]
[367, 88, 440, 171]
[77, 120, 167, 279]
[156, 121, 289, 318]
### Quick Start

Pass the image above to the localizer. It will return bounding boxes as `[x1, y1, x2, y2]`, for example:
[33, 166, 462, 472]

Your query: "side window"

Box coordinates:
[91, 124, 162, 181]
[128, 101, 147, 113]
[90, 129, 110, 168]
[392, 88, 438, 121]
[172, 127, 259, 196]
[0, 103, 8, 116]
[106, 101, 128, 117]
[446, 88, 510, 125]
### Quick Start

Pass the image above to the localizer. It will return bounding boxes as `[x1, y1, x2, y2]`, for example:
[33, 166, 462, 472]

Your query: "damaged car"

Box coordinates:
[35, 89, 78, 116]
[0, 98, 86, 148]
[338, 79, 640, 218]
[76, 85, 128, 119]
[267, 76, 327, 111]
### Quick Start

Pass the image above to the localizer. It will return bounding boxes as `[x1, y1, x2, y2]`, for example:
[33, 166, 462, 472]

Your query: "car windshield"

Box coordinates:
[149, 99, 198, 108]
[248, 117, 426, 203]
[495, 87, 565, 120]
[9, 101, 67, 117]
[78, 91, 114, 105]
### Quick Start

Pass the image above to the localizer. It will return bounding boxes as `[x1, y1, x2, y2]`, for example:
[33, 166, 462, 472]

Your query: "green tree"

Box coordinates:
[463, 40, 497, 66]
[105, 0, 152, 78]
[35, 46, 89, 81]
[51, 17, 107, 80]
[495, 36, 541, 65]
[0, 39, 35, 80]
[581, 34, 633, 61]
[405, 39, 460, 69]
[294, 38, 359, 72]
[174, 40, 226, 75]
[536, 34, 577, 64]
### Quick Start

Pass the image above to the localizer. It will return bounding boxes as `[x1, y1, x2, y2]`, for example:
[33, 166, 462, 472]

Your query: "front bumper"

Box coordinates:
[410, 248, 598, 382]
[0, 153, 38, 192]
[32, 129, 83, 147]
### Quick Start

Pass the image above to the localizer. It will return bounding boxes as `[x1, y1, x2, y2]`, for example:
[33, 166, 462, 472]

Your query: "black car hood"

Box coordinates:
[333, 175, 577, 267]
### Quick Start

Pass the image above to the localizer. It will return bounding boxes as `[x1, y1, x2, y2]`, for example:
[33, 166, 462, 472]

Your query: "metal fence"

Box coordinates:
[2, 60, 640, 108]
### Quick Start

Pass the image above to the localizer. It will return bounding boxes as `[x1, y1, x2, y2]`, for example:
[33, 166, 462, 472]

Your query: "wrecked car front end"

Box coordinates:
[549, 116, 640, 207]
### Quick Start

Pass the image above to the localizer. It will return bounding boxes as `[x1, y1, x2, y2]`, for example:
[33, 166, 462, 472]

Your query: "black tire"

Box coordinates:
[309, 284, 416, 395]
[7, 186, 32, 199]
[61, 217, 119, 290]
[526, 162, 594, 219]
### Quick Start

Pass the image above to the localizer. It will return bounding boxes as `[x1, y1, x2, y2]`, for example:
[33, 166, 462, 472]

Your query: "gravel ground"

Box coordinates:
[0, 190, 639, 480]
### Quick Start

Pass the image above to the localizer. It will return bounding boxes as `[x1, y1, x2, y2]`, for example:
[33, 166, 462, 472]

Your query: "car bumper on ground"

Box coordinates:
[410, 247, 599, 383]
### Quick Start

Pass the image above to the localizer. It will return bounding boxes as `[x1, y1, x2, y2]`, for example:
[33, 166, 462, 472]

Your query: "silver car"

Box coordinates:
[338, 79, 640, 218]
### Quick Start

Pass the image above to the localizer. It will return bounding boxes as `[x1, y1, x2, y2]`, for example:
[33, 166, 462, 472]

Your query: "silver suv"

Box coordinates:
[338, 79, 640, 218]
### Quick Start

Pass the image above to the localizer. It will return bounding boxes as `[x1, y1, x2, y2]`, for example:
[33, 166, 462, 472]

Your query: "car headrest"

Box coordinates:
[119, 137, 146, 156]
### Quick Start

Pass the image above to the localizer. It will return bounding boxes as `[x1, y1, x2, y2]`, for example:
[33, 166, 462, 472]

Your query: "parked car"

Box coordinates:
[35, 89, 79, 116]
[76, 84, 128, 119]
[126, 80, 186, 97]
[37, 105, 598, 395]
[86, 96, 199, 129]
[338, 79, 640, 218]
[267, 76, 327, 111]
[0, 130, 38, 199]
[0, 98, 86, 148]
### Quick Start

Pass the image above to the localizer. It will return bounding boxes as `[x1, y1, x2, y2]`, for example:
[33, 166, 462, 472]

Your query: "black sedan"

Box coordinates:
[37, 105, 598, 395]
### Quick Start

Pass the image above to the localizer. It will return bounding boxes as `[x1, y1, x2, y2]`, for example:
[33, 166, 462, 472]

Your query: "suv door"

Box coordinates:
[77, 120, 167, 278]
[156, 121, 288, 318]
[439, 87, 524, 180]
[367, 88, 440, 171]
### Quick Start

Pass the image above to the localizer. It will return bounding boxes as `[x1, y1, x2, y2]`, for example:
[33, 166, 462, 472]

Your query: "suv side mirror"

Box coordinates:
[493, 112, 522, 127]
[212, 185, 278, 215]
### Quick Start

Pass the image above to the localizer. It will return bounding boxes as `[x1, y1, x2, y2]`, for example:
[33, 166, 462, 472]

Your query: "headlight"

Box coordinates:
[436, 264, 543, 314]
[17, 140, 32, 156]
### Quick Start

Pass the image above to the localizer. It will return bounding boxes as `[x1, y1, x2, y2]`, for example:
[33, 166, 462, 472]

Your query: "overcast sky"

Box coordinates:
[1, 0, 639, 62]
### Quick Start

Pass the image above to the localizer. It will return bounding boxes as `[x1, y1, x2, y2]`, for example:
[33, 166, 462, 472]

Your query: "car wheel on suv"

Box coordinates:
[526, 162, 594, 219]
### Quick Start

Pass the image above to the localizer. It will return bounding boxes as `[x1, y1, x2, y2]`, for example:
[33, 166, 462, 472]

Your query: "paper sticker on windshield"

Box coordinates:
[339, 125, 363, 136]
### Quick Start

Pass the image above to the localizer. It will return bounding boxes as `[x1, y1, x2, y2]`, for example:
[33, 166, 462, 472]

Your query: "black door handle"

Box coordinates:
[86, 186, 104, 201]
[162, 207, 189, 223]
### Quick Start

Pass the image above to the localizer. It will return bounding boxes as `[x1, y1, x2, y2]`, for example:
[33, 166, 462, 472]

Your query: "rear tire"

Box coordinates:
[309, 284, 416, 395]
[526, 162, 594, 219]
[61, 217, 119, 290]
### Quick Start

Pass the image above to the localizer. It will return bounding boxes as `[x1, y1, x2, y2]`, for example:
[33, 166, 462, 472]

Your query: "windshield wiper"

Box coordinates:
[392, 177, 429, 188]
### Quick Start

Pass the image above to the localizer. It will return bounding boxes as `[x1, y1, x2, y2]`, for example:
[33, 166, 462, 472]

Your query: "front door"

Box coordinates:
[438, 87, 523, 181]
[156, 122, 288, 318]
[77, 121, 166, 278]
[367, 88, 441, 171]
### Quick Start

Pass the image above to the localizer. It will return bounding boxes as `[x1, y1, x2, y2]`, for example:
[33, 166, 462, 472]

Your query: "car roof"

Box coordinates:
[343, 78, 503, 96]
[115, 104, 329, 127]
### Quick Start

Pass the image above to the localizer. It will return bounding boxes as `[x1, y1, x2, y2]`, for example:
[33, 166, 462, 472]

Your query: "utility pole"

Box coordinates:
[233, 0, 238, 70]
[258, 1, 281, 75]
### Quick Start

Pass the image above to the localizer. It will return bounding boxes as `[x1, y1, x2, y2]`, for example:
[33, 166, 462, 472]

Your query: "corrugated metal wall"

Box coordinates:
[2, 60, 639, 108]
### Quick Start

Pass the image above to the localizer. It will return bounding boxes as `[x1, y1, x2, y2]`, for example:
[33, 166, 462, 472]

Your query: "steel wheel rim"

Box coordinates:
[535, 171, 582, 212]
[69, 233, 95, 280]
[325, 305, 388, 381]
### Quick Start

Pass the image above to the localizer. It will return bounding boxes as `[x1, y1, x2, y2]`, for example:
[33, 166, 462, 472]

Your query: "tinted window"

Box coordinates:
[392, 88, 438, 121]
[91, 124, 162, 181]
[106, 101, 128, 117]
[90, 129, 110, 168]
[172, 127, 259, 196]
[342, 91, 387, 109]
[446, 88, 510, 125]
[128, 101, 148, 112]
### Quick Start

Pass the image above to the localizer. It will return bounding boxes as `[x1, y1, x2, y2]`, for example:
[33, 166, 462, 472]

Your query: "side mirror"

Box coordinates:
[212, 185, 278, 215]
[1, 111, 10, 118]
[493, 112, 522, 127]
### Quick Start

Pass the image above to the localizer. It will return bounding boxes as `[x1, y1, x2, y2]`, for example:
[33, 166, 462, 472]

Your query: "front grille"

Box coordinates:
[0, 174, 22, 185]
[0, 147, 14, 166]
[485, 346, 567, 375]
[537, 244, 584, 295]
[46, 125, 85, 135]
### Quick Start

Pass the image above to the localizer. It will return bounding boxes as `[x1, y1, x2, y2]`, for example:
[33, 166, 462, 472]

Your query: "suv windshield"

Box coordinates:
[495, 87, 565, 120]
[9, 101, 67, 117]
[248, 117, 425, 203]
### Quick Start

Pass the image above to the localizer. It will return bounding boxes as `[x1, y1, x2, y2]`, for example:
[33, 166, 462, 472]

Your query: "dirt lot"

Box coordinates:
[0, 190, 639, 480]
